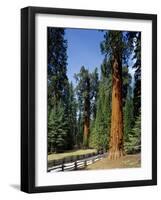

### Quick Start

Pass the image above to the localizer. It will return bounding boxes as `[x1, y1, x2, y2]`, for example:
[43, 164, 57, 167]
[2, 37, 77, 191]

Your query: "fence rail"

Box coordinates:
[48, 145, 141, 172]
[48, 151, 103, 168]
[48, 153, 107, 172]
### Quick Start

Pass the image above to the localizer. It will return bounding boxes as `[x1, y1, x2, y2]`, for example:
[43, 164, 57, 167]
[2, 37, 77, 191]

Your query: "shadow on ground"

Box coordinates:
[10, 184, 20, 191]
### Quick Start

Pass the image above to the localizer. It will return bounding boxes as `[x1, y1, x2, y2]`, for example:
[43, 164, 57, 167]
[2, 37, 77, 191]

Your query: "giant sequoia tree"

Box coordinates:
[101, 31, 133, 159]
[75, 66, 91, 147]
[75, 66, 99, 148]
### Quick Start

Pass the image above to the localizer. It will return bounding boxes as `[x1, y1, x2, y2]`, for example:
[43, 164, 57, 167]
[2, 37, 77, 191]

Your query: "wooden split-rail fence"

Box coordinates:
[48, 152, 107, 172]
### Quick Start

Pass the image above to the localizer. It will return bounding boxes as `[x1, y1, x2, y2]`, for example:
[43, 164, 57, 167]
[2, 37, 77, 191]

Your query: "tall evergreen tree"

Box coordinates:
[75, 66, 99, 148]
[122, 65, 134, 145]
[124, 113, 141, 153]
[47, 28, 72, 153]
[101, 31, 134, 159]
[90, 59, 112, 151]
[48, 27, 68, 108]
[124, 32, 141, 153]
[48, 102, 68, 153]
[133, 32, 141, 118]
[124, 89, 134, 143]
[126, 32, 141, 118]
[75, 66, 91, 147]
[90, 68, 99, 120]
[122, 65, 132, 105]
[65, 82, 77, 150]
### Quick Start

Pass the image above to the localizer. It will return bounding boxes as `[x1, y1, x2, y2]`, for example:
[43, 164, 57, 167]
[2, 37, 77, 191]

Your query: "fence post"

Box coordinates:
[74, 161, 77, 170]
[84, 160, 87, 167]
[62, 159, 65, 171]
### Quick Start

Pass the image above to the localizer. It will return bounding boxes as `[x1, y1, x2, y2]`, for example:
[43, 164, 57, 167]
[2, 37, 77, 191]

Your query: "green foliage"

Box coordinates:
[123, 66, 141, 154]
[133, 33, 141, 118]
[90, 68, 99, 120]
[123, 32, 141, 154]
[124, 93, 134, 142]
[76, 113, 83, 147]
[75, 66, 99, 147]
[47, 28, 77, 153]
[89, 60, 112, 151]
[75, 66, 91, 147]
[122, 65, 132, 105]
[124, 114, 141, 154]
[100, 31, 132, 63]
[47, 27, 68, 108]
[65, 83, 77, 150]
[123, 66, 133, 142]
[83, 137, 88, 148]
[48, 102, 68, 153]
[126, 31, 141, 118]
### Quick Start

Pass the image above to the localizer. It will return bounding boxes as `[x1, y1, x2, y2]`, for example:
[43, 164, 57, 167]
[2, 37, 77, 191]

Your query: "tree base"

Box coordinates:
[108, 149, 124, 160]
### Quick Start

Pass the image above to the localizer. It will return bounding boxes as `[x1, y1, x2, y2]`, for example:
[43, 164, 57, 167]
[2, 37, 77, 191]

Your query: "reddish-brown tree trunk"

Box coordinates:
[83, 116, 90, 148]
[108, 57, 124, 160]
[83, 76, 90, 148]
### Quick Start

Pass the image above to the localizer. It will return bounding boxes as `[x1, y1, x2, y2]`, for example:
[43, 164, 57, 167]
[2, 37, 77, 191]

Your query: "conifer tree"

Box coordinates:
[47, 27, 68, 108]
[133, 32, 141, 118]
[47, 28, 74, 153]
[124, 113, 141, 153]
[65, 82, 77, 150]
[90, 59, 112, 151]
[75, 66, 99, 148]
[48, 102, 68, 153]
[101, 31, 134, 159]
[124, 89, 134, 143]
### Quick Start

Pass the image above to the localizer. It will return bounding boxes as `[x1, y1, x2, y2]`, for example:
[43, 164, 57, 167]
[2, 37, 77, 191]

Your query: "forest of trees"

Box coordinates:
[47, 27, 141, 160]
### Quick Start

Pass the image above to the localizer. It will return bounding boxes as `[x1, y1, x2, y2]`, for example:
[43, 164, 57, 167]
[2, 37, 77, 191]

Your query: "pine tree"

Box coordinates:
[89, 59, 112, 151]
[122, 66, 133, 143]
[48, 102, 68, 153]
[122, 65, 132, 105]
[47, 27, 68, 108]
[65, 82, 77, 150]
[124, 113, 141, 153]
[90, 68, 99, 120]
[133, 32, 141, 118]
[123, 32, 141, 154]
[124, 91, 134, 143]
[126, 31, 141, 118]
[47, 28, 74, 153]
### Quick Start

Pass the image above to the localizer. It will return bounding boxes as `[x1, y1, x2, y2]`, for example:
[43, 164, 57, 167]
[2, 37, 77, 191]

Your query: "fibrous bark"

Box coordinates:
[83, 78, 90, 148]
[83, 115, 90, 148]
[108, 57, 124, 160]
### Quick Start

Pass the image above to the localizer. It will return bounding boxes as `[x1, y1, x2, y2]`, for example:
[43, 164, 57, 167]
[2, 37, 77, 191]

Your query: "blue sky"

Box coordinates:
[65, 28, 104, 85]
[64, 28, 135, 87]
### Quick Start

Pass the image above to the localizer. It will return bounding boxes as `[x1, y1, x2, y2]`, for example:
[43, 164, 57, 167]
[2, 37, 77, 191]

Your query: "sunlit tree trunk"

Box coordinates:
[108, 57, 124, 160]
[83, 78, 90, 148]
[83, 115, 90, 148]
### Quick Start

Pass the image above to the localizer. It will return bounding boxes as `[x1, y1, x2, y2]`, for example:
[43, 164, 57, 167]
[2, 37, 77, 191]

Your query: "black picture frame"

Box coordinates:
[21, 6, 157, 193]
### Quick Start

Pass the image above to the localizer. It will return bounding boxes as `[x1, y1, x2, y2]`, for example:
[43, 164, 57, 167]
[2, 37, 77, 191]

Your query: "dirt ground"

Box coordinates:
[86, 154, 141, 170]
